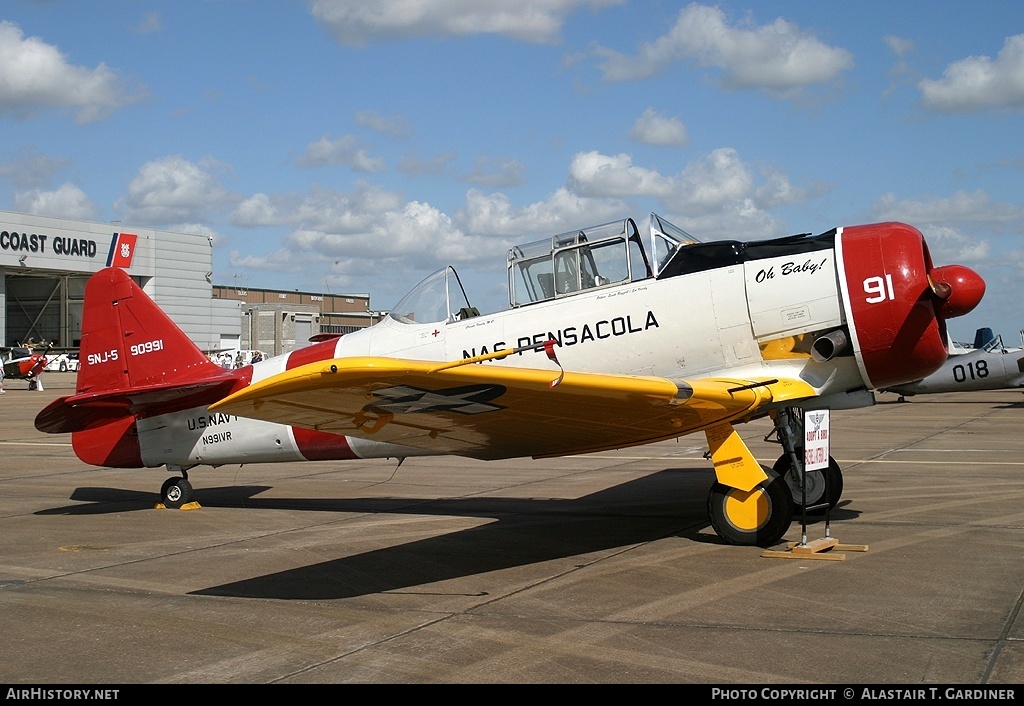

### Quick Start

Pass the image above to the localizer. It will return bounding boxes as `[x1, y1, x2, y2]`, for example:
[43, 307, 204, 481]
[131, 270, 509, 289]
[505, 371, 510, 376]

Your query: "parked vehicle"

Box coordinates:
[44, 352, 80, 372]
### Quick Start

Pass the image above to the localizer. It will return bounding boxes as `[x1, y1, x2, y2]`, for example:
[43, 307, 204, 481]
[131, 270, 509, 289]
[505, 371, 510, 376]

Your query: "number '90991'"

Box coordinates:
[130, 339, 164, 356]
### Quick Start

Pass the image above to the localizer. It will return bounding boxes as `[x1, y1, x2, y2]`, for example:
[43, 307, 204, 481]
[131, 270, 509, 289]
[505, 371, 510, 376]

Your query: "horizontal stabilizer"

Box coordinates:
[35, 376, 240, 434]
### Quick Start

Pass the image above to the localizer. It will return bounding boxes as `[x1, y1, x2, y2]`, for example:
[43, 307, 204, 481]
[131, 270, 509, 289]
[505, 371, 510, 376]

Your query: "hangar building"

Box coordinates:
[1, 210, 382, 357]
[0, 209, 242, 351]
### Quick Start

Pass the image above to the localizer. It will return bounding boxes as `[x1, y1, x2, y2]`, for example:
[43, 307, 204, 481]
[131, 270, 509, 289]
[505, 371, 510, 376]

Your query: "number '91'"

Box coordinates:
[864, 274, 895, 303]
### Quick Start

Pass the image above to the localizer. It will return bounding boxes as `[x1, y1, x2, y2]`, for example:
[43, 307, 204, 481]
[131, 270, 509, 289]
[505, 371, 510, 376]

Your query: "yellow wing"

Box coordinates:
[209, 356, 816, 460]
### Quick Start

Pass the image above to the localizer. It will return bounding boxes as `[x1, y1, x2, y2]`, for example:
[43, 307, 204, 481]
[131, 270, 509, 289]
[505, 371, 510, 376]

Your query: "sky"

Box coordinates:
[1, 1, 1023, 345]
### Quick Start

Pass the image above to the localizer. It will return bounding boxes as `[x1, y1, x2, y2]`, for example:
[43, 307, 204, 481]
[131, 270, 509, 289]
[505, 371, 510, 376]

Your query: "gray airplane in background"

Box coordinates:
[881, 328, 1024, 402]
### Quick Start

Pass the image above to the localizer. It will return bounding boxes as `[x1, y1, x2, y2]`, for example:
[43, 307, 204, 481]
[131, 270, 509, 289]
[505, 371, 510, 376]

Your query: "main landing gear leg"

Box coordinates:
[768, 407, 844, 515]
[159, 467, 197, 509]
[760, 408, 868, 560]
[705, 423, 793, 547]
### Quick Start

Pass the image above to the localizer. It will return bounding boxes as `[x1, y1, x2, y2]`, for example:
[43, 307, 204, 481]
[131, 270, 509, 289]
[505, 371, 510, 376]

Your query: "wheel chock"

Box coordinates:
[760, 537, 868, 560]
[153, 501, 202, 510]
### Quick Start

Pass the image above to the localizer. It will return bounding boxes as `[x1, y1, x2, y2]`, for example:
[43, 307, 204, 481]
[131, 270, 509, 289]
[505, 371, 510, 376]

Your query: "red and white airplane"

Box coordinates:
[2, 342, 51, 389]
[35, 214, 984, 547]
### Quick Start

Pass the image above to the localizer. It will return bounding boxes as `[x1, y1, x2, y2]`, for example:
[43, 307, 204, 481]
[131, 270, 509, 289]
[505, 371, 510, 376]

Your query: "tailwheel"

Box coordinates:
[160, 476, 193, 509]
[707, 465, 794, 547]
[774, 454, 843, 515]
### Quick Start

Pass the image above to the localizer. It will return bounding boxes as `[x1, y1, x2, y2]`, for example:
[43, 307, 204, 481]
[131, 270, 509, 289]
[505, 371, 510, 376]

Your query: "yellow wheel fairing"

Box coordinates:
[707, 465, 795, 547]
[721, 486, 771, 532]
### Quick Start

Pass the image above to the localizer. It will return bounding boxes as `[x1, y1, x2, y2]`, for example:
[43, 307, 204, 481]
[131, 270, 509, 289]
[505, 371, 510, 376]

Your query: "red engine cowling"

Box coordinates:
[836, 222, 985, 389]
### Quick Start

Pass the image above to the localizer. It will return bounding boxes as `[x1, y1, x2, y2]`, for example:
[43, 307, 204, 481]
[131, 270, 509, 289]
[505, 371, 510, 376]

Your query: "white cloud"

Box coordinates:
[865, 190, 1024, 272]
[398, 151, 458, 177]
[662, 199, 780, 242]
[0, 147, 71, 189]
[116, 156, 240, 225]
[594, 4, 852, 97]
[231, 193, 285, 227]
[755, 168, 829, 209]
[230, 200, 481, 285]
[629, 108, 689, 147]
[225, 147, 816, 304]
[465, 147, 813, 242]
[871, 190, 1024, 233]
[463, 156, 526, 187]
[310, 0, 622, 45]
[0, 21, 144, 123]
[567, 151, 674, 198]
[298, 134, 386, 172]
[12, 183, 96, 219]
[134, 12, 163, 35]
[232, 183, 404, 232]
[919, 34, 1024, 112]
[671, 147, 755, 213]
[916, 224, 990, 264]
[355, 109, 413, 137]
[884, 36, 914, 58]
[457, 187, 625, 237]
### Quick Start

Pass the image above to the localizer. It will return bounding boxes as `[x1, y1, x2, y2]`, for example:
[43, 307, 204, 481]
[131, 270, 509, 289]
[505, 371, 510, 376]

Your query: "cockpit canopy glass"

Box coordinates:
[388, 266, 474, 325]
[507, 217, 654, 308]
[649, 213, 700, 276]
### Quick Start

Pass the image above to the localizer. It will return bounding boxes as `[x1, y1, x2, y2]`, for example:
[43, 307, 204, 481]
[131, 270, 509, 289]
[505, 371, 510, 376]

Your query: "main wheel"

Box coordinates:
[160, 476, 193, 509]
[707, 465, 794, 547]
[59, 361, 67, 372]
[774, 454, 843, 514]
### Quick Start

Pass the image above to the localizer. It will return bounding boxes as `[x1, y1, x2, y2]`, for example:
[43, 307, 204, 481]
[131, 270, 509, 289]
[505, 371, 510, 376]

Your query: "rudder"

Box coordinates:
[77, 267, 223, 394]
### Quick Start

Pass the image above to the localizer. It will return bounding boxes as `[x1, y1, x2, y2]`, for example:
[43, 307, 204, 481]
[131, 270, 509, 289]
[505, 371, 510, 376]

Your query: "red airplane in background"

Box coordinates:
[34, 214, 984, 547]
[1, 342, 51, 390]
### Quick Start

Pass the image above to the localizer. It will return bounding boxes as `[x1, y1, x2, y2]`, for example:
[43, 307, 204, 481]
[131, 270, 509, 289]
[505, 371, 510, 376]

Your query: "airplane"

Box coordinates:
[1, 342, 52, 388]
[33, 213, 985, 548]
[880, 330, 1024, 402]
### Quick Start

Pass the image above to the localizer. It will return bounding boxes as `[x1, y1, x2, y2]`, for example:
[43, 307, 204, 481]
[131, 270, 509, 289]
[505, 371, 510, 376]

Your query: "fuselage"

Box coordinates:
[56, 217, 984, 470]
[137, 241, 864, 468]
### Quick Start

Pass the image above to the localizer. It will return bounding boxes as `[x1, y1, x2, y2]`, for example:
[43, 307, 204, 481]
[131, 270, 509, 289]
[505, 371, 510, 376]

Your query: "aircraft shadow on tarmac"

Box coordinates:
[35, 468, 859, 600]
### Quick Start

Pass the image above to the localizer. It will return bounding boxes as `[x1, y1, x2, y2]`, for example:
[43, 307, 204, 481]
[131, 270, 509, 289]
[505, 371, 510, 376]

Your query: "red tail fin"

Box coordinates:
[35, 269, 240, 453]
[77, 267, 224, 394]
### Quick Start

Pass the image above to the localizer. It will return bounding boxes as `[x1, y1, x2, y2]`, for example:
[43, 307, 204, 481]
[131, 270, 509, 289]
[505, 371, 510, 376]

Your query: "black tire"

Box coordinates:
[774, 454, 843, 514]
[59, 361, 67, 372]
[707, 465, 794, 547]
[160, 476, 193, 509]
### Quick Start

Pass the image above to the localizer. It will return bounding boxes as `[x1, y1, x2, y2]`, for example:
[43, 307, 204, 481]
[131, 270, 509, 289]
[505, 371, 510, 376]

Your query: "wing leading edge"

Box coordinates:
[209, 356, 817, 461]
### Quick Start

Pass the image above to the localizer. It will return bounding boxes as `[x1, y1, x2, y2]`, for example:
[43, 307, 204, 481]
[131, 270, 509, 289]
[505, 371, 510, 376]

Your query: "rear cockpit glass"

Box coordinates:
[507, 217, 654, 308]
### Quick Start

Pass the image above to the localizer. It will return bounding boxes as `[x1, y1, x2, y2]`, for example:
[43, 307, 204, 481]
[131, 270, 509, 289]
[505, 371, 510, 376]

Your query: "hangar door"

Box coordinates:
[5, 273, 89, 347]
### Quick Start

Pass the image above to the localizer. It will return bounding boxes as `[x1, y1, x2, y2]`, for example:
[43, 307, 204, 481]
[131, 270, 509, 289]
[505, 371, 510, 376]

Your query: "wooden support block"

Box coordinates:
[760, 548, 846, 560]
[759, 536, 868, 560]
[791, 537, 839, 554]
